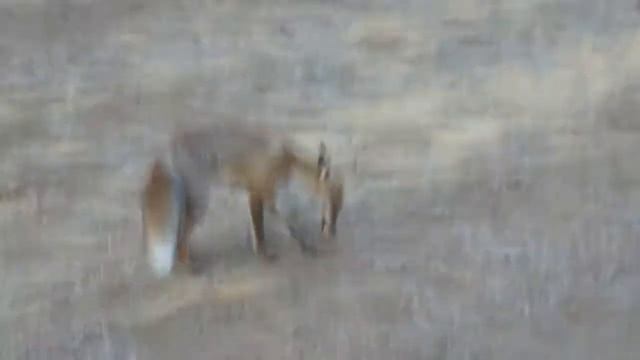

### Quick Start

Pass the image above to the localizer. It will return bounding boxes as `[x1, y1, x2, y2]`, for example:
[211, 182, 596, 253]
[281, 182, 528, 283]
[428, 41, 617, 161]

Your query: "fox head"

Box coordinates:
[316, 142, 343, 240]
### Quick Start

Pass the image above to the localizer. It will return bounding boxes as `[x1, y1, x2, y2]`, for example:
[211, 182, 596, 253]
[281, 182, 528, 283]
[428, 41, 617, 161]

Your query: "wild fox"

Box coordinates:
[140, 122, 344, 277]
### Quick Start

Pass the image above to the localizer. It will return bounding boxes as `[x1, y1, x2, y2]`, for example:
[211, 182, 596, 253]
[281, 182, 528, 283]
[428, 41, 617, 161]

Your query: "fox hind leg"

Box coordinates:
[174, 168, 213, 267]
[177, 204, 193, 266]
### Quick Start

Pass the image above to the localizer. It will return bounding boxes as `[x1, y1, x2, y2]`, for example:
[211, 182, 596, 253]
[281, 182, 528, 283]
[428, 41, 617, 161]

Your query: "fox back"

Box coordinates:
[169, 124, 299, 200]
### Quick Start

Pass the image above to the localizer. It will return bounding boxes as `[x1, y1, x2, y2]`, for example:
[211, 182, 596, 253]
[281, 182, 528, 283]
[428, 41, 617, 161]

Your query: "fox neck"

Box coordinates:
[285, 148, 323, 191]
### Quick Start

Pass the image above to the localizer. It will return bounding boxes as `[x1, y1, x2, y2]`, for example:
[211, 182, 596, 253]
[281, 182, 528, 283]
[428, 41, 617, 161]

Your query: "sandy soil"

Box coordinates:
[1, 0, 640, 359]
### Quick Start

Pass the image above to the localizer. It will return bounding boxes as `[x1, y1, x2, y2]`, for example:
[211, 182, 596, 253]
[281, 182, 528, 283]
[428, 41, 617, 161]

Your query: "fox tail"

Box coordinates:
[141, 159, 186, 278]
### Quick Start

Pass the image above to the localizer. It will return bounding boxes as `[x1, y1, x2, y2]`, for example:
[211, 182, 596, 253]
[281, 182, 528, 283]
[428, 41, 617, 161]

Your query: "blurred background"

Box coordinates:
[1, 0, 640, 359]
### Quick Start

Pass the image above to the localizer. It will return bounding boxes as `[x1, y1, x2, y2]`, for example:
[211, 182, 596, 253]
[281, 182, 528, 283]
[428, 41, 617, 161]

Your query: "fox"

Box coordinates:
[140, 122, 344, 277]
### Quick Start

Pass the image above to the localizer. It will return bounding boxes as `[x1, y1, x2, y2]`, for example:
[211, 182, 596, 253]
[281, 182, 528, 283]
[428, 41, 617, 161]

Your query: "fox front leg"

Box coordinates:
[264, 192, 278, 215]
[248, 191, 278, 262]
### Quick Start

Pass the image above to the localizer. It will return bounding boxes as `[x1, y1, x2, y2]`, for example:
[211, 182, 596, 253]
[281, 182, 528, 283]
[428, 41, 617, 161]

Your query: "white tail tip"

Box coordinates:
[148, 240, 176, 278]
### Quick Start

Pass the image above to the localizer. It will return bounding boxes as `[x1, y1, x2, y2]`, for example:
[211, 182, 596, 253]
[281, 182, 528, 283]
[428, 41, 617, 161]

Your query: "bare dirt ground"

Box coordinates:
[1, 0, 640, 359]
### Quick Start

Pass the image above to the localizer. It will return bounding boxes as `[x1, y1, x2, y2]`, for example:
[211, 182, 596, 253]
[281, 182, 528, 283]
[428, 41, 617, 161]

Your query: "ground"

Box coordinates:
[1, 0, 640, 359]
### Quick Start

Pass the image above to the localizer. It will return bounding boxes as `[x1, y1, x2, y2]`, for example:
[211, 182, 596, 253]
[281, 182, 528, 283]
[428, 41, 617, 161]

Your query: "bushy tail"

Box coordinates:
[141, 160, 185, 278]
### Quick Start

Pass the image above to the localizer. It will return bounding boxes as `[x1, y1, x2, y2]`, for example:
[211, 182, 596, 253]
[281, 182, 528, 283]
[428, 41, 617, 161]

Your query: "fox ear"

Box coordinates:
[317, 142, 330, 181]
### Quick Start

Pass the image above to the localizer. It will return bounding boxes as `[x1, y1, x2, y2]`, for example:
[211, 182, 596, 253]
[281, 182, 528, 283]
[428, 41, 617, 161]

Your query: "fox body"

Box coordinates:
[140, 122, 343, 277]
